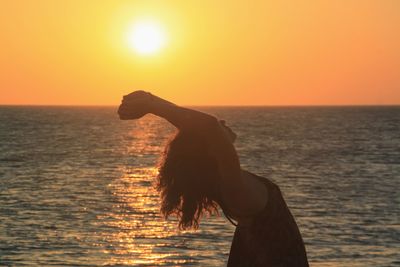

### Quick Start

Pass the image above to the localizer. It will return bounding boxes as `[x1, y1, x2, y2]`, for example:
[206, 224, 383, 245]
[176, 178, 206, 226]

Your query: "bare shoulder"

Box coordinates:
[242, 170, 278, 190]
[241, 170, 269, 211]
[221, 170, 269, 224]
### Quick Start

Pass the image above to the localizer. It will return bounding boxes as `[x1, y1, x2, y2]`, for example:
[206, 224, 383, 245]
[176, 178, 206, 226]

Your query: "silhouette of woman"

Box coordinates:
[118, 91, 309, 266]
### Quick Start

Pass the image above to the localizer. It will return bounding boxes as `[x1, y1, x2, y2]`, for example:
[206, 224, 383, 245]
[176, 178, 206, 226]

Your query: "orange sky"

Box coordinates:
[0, 0, 399, 105]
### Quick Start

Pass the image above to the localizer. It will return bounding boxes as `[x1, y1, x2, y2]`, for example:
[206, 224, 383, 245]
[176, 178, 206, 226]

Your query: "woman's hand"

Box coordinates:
[118, 90, 156, 120]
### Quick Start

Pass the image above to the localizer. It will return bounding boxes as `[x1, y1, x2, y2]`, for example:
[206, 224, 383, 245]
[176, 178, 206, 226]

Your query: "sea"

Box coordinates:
[0, 106, 399, 267]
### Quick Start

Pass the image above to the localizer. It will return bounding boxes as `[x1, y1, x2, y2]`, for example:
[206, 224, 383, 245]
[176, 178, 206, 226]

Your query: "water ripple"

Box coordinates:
[1, 106, 399, 266]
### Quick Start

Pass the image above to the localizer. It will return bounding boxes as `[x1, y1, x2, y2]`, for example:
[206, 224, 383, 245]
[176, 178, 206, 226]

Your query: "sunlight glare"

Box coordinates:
[127, 20, 166, 55]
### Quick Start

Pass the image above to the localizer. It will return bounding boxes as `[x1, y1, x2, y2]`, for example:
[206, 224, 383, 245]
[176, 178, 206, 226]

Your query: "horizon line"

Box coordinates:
[1, 103, 399, 108]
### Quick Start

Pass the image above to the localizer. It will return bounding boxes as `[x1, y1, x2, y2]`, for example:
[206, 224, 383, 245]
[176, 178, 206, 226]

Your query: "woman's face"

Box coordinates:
[219, 120, 237, 143]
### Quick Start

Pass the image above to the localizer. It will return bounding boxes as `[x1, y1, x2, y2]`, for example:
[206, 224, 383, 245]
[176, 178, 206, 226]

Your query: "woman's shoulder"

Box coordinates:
[221, 170, 285, 226]
[241, 171, 286, 217]
[242, 170, 280, 192]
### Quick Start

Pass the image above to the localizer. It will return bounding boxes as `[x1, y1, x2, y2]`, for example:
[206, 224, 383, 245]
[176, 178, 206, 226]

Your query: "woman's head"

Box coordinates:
[157, 130, 220, 229]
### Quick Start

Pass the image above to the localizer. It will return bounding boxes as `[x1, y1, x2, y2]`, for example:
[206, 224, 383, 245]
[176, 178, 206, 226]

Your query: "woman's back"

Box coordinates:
[227, 174, 309, 267]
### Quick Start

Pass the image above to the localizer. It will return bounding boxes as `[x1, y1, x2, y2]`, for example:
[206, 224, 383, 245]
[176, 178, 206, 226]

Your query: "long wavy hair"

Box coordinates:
[157, 130, 220, 229]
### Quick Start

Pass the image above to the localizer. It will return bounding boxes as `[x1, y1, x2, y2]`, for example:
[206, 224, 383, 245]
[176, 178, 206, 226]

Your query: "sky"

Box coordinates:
[0, 0, 399, 106]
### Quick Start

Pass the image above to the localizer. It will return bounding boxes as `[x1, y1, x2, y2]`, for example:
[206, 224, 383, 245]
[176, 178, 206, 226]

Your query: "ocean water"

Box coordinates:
[0, 106, 399, 267]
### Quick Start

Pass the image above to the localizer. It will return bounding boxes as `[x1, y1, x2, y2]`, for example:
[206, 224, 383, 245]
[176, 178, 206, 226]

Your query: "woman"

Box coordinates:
[118, 91, 309, 266]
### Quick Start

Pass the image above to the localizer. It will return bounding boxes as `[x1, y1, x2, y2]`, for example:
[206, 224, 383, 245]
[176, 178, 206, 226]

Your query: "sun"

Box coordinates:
[127, 20, 166, 55]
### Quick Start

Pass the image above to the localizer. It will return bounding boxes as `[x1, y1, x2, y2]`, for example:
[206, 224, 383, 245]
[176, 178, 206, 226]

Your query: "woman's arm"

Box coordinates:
[119, 91, 217, 130]
[118, 91, 267, 217]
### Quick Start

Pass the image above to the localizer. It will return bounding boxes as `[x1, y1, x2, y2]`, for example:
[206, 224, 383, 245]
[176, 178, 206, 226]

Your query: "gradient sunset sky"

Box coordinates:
[1, 1, 399, 106]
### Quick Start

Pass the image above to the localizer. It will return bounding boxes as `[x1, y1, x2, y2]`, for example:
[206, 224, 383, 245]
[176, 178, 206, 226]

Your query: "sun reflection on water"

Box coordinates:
[98, 118, 188, 265]
[99, 166, 185, 265]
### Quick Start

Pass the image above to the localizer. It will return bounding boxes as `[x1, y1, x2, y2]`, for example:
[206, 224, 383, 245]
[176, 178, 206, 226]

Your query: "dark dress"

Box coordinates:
[225, 174, 309, 267]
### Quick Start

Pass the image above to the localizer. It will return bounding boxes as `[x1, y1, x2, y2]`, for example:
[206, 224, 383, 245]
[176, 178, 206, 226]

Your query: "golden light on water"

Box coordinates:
[126, 20, 167, 56]
[101, 167, 183, 265]
[98, 118, 186, 265]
